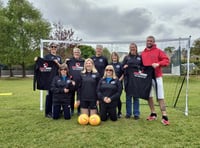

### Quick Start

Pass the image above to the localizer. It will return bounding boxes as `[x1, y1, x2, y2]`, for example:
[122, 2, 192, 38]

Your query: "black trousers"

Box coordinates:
[100, 102, 117, 121]
[45, 90, 53, 116]
[52, 104, 71, 120]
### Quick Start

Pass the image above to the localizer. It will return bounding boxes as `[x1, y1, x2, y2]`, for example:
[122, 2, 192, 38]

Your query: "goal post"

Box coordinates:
[39, 37, 191, 115]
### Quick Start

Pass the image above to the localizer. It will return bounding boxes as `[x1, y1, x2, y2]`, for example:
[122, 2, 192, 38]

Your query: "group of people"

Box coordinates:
[38, 35, 170, 125]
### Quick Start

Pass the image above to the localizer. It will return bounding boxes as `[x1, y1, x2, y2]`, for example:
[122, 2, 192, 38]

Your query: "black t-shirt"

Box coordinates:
[44, 53, 62, 64]
[33, 57, 59, 90]
[91, 55, 108, 77]
[122, 55, 154, 99]
[66, 57, 84, 87]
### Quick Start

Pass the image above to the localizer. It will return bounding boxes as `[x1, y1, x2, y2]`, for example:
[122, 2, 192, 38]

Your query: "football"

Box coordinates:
[78, 114, 89, 125]
[89, 114, 101, 126]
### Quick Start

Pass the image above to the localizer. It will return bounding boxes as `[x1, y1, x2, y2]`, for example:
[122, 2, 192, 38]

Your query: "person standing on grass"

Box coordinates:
[51, 64, 75, 120]
[77, 58, 100, 116]
[110, 52, 124, 118]
[97, 65, 122, 121]
[44, 43, 62, 118]
[91, 44, 108, 78]
[141, 35, 170, 125]
[65, 47, 84, 116]
[122, 42, 142, 120]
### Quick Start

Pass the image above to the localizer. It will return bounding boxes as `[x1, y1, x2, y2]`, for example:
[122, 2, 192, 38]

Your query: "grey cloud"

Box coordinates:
[154, 23, 174, 37]
[181, 17, 200, 28]
[33, 0, 154, 40]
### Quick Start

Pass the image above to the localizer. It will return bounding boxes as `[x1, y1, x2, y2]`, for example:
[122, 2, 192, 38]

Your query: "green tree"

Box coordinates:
[78, 45, 95, 59]
[3, 0, 51, 77]
[164, 46, 174, 55]
[191, 38, 200, 56]
[49, 21, 82, 61]
[103, 48, 111, 63]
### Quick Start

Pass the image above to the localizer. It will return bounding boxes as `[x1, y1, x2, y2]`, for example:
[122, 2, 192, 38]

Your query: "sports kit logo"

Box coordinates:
[39, 62, 52, 72]
[72, 62, 83, 70]
[133, 71, 147, 79]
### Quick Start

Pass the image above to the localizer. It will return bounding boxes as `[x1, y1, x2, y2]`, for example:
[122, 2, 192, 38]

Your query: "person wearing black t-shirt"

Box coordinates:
[66, 47, 84, 115]
[110, 52, 124, 118]
[97, 65, 122, 121]
[77, 58, 100, 116]
[44, 43, 62, 118]
[91, 45, 108, 78]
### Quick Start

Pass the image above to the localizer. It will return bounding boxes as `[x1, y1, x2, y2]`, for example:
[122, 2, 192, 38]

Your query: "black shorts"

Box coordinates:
[80, 100, 97, 109]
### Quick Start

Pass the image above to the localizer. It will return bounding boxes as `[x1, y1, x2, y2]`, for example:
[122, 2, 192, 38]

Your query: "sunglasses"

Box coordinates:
[51, 46, 57, 48]
[106, 69, 113, 72]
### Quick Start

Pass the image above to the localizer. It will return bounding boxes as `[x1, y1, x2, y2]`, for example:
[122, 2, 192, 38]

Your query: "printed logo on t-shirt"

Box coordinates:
[137, 57, 141, 61]
[72, 62, 83, 70]
[111, 81, 116, 84]
[99, 58, 103, 62]
[133, 71, 147, 79]
[92, 74, 96, 78]
[67, 80, 71, 84]
[39, 62, 52, 72]
[116, 64, 120, 69]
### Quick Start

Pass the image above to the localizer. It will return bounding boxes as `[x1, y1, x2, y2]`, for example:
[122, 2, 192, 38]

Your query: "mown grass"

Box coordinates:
[0, 76, 200, 148]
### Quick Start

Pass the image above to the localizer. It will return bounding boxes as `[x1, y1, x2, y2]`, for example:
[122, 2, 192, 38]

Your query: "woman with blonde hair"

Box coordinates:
[77, 58, 100, 116]
[97, 65, 122, 121]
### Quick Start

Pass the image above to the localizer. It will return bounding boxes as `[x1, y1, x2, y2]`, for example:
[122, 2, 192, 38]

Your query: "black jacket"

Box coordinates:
[97, 78, 122, 106]
[51, 76, 75, 105]
[78, 72, 100, 101]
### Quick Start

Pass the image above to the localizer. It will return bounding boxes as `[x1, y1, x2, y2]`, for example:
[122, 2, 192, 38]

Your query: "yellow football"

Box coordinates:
[78, 114, 89, 125]
[89, 114, 101, 126]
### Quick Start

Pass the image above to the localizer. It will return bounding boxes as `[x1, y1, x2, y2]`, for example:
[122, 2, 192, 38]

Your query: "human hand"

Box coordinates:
[71, 80, 76, 86]
[152, 63, 159, 68]
[123, 64, 128, 69]
[64, 88, 69, 93]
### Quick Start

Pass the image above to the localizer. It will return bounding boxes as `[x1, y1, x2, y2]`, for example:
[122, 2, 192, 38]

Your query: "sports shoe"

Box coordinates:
[134, 116, 140, 120]
[161, 116, 170, 125]
[118, 113, 122, 118]
[146, 113, 157, 121]
[125, 115, 131, 119]
[45, 113, 52, 118]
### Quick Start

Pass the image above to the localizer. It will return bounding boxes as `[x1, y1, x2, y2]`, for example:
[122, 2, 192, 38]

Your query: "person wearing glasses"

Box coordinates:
[122, 43, 142, 120]
[110, 52, 124, 118]
[51, 64, 75, 120]
[44, 43, 62, 118]
[77, 58, 100, 116]
[97, 65, 122, 121]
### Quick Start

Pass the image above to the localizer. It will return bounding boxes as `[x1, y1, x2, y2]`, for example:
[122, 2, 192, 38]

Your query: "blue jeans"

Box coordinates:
[126, 95, 140, 117]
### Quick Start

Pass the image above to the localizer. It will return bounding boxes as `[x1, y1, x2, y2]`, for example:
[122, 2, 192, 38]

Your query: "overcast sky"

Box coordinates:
[2, 0, 200, 43]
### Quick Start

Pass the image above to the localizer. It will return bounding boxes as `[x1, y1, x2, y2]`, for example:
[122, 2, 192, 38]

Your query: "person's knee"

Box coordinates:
[110, 116, 117, 121]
